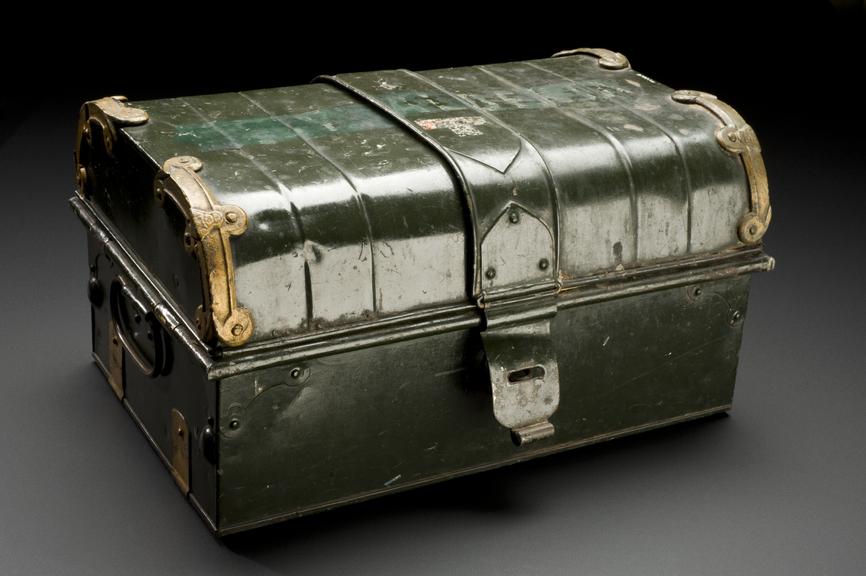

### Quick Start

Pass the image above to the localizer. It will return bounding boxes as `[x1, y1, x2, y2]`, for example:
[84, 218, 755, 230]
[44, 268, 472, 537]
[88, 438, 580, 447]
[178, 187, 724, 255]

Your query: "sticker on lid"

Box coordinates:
[415, 116, 487, 137]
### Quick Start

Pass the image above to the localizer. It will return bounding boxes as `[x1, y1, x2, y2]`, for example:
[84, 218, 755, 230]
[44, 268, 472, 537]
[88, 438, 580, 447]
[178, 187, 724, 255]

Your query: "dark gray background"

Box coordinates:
[2, 4, 864, 574]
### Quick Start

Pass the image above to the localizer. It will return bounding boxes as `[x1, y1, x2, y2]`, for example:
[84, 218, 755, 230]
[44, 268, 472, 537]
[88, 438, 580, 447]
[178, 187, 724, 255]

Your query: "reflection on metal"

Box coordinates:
[73, 194, 773, 381]
[107, 320, 124, 400]
[316, 72, 561, 300]
[170, 409, 190, 495]
[155, 156, 253, 347]
[552, 47, 631, 69]
[74, 96, 149, 197]
[671, 90, 771, 244]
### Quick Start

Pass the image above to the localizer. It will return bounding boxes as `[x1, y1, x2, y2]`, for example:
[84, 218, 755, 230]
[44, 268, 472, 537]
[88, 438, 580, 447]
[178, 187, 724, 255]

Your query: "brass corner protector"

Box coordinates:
[74, 96, 149, 197]
[552, 47, 630, 70]
[671, 90, 771, 244]
[154, 156, 254, 347]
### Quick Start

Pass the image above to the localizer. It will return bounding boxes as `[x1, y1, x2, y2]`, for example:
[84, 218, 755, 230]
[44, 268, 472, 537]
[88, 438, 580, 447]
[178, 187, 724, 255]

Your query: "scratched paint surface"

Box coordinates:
[80, 54, 767, 534]
[162, 83, 605, 152]
[216, 275, 750, 530]
[120, 54, 749, 343]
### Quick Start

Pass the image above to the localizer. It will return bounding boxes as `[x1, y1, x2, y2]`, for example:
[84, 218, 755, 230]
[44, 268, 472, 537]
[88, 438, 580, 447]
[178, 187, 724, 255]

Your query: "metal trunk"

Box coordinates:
[71, 48, 773, 535]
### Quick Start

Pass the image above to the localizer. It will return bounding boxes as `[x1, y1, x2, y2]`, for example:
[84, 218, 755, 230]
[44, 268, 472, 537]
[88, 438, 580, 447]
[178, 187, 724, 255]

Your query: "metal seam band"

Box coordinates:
[315, 73, 561, 304]
[314, 74, 482, 298]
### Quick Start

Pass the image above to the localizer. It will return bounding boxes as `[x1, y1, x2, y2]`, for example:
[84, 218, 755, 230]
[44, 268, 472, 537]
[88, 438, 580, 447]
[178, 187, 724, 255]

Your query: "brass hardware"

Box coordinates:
[552, 47, 630, 70]
[107, 320, 124, 400]
[169, 409, 190, 496]
[74, 96, 148, 197]
[155, 156, 254, 347]
[671, 90, 771, 244]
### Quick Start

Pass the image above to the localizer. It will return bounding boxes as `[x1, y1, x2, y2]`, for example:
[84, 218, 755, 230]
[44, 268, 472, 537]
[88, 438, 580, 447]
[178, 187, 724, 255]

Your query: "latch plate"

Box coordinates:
[481, 317, 559, 445]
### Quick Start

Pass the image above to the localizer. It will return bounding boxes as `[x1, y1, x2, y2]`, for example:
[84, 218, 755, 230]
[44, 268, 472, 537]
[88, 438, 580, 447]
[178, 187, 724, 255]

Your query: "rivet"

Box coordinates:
[538, 258, 549, 270]
[231, 324, 245, 336]
[225, 212, 238, 223]
[730, 311, 742, 325]
[88, 276, 104, 307]
[508, 211, 520, 224]
[229, 418, 240, 430]
[693, 287, 703, 297]
[290, 367, 301, 379]
[728, 132, 737, 142]
[176, 427, 184, 438]
[748, 224, 758, 236]
[485, 267, 496, 280]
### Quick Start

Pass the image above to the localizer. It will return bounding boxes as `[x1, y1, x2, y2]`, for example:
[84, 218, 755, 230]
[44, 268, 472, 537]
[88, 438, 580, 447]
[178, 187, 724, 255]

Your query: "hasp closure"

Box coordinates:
[316, 72, 564, 444]
[481, 289, 560, 445]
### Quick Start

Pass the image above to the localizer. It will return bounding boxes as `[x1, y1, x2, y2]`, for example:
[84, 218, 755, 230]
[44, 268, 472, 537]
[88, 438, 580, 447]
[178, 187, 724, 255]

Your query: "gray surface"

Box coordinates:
[0, 99, 864, 575]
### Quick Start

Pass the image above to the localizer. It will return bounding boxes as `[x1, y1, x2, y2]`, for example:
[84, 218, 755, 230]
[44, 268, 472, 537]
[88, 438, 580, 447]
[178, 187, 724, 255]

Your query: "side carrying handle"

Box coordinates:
[110, 278, 165, 378]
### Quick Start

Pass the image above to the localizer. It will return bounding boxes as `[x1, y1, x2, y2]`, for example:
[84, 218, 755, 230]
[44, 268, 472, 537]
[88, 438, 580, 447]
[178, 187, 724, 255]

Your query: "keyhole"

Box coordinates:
[508, 365, 545, 383]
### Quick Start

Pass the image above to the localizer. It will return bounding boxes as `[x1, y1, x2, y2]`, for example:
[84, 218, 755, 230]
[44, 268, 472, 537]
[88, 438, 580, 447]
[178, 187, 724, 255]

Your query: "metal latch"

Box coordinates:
[313, 73, 563, 445]
[480, 291, 560, 446]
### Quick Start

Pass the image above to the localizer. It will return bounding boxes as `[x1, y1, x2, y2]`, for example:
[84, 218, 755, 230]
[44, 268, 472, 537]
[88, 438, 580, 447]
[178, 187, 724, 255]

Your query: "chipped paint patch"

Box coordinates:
[634, 102, 660, 112]
[415, 116, 486, 136]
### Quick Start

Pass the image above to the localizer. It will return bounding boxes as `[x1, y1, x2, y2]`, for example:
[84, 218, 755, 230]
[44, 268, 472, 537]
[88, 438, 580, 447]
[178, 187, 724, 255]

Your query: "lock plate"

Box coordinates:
[170, 408, 190, 496]
[481, 317, 559, 445]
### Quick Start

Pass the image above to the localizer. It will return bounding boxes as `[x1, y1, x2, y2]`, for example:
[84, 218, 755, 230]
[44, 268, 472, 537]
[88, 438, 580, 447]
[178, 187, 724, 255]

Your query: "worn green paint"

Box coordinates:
[166, 82, 621, 152]
[110, 54, 750, 343]
[217, 275, 750, 533]
[73, 52, 772, 535]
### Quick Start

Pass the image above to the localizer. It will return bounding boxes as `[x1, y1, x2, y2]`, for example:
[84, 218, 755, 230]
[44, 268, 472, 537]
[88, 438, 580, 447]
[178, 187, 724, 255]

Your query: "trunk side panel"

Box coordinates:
[217, 275, 749, 531]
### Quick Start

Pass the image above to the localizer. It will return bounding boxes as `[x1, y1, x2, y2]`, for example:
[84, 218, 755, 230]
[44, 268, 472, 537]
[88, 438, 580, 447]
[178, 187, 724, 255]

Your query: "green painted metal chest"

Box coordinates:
[71, 48, 773, 535]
